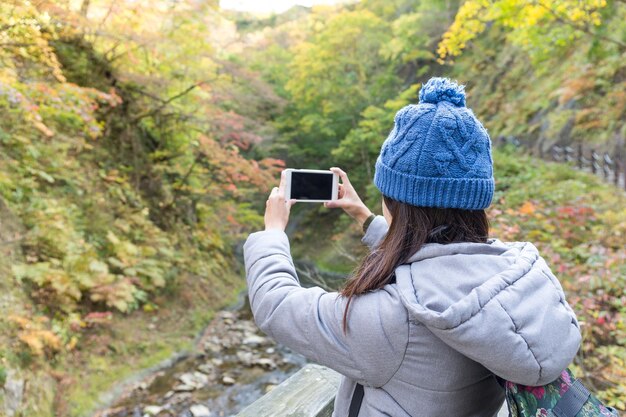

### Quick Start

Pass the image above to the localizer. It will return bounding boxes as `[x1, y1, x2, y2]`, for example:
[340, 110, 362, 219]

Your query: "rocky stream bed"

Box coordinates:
[93, 256, 347, 417]
[95, 306, 307, 417]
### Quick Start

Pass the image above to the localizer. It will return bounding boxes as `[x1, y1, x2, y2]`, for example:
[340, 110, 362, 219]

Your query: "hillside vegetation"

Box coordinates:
[0, 0, 624, 415]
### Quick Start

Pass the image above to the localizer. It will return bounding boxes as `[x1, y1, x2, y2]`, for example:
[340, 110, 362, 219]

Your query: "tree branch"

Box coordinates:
[80, 0, 91, 17]
[125, 85, 168, 103]
[131, 83, 202, 122]
[0, 42, 36, 48]
[0, 23, 17, 33]
[160, 153, 203, 210]
[535, 0, 626, 51]
[98, 0, 117, 30]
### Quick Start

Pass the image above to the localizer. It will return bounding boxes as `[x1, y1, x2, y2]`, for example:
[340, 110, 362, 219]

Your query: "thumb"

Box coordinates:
[325, 199, 346, 209]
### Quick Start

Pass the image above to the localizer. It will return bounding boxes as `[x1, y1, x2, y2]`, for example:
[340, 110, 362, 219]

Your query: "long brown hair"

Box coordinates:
[340, 195, 490, 332]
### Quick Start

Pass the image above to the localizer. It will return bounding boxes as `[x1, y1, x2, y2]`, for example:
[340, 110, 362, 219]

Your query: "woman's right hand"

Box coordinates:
[324, 167, 373, 228]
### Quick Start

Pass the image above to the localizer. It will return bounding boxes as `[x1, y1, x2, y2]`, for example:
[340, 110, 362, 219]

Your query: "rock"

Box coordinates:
[265, 347, 275, 354]
[194, 371, 209, 384]
[143, 405, 163, 415]
[236, 351, 255, 366]
[236, 321, 257, 332]
[196, 363, 214, 375]
[211, 358, 224, 367]
[168, 392, 191, 404]
[222, 375, 235, 385]
[253, 358, 277, 369]
[219, 311, 235, 320]
[3, 370, 24, 417]
[189, 404, 211, 417]
[203, 341, 222, 354]
[173, 384, 195, 392]
[178, 371, 208, 389]
[242, 335, 268, 346]
[164, 390, 175, 399]
[264, 384, 277, 394]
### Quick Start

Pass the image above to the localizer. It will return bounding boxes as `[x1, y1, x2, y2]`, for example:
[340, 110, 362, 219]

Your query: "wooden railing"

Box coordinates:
[496, 136, 626, 191]
[235, 364, 341, 417]
[236, 363, 510, 417]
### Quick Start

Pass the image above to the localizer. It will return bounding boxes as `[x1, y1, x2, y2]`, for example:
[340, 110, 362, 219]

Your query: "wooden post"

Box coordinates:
[591, 150, 598, 174]
[577, 143, 583, 169]
[603, 154, 612, 180]
[614, 159, 620, 187]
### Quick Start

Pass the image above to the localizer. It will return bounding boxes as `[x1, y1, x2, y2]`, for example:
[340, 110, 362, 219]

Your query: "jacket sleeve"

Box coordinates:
[244, 229, 408, 387]
[362, 215, 389, 250]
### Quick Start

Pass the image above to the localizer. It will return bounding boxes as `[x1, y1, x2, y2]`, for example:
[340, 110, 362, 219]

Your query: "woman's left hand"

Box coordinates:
[264, 171, 296, 231]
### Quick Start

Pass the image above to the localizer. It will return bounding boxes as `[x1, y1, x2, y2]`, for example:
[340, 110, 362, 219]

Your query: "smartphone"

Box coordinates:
[284, 169, 338, 202]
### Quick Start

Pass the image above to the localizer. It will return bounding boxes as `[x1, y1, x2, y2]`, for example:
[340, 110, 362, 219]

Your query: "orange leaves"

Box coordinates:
[208, 109, 263, 150]
[18, 330, 61, 357]
[8, 314, 62, 357]
[519, 201, 536, 215]
[557, 75, 596, 106]
[33, 120, 55, 137]
[89, 279, 137, 313]
[83, 311, 114, 327]
[259, 158, 286, 169]
[194, 134, 285, 196]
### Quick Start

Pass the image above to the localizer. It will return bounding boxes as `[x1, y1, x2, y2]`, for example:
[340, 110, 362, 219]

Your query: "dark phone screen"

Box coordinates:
[290, 171, 333, 200]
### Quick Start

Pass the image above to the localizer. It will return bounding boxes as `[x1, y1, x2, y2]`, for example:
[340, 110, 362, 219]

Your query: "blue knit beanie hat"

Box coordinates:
[374, 77, 494, 209]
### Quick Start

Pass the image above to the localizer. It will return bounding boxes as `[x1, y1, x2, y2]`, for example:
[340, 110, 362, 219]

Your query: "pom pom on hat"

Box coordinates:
[418, 77, 466, 107]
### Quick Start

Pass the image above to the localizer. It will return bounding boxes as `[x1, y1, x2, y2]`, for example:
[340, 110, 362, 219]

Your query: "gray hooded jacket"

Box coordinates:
[243, 216, 581, 417]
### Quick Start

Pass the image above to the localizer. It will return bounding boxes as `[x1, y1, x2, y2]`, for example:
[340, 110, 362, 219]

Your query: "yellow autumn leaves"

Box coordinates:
[0, 1, 66, 82]
[437, 0, 609, 62]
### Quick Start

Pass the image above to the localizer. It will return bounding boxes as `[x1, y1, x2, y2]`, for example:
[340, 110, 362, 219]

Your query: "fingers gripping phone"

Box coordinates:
[284, 169, 339, 202]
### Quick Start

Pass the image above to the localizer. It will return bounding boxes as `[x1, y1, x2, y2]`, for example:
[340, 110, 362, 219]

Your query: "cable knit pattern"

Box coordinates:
[374, 77, 495, 209]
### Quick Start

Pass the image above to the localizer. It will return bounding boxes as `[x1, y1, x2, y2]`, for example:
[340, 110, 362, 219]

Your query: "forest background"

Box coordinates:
[0, 0, 625, 415]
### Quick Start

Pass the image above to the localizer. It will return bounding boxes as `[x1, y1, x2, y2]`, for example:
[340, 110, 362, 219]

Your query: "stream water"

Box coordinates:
[96, 260, 346, 417]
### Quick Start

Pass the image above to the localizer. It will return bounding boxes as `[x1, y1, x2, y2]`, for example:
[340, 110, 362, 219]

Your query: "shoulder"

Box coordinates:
[347, 284, 409, 331]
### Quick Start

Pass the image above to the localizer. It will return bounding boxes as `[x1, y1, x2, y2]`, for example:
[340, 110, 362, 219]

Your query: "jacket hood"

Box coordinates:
[394, 239, 581, 385]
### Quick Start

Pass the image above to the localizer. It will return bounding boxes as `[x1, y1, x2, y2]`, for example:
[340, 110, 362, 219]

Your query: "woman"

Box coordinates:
[243, 78, 581, 417]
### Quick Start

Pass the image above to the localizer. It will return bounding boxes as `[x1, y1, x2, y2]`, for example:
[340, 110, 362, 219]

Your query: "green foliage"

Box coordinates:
[0, 1, 65, 81]
[491, 148, 626, 409]
[249, 0, 625, 409]
[277, 9, 402, 165]
[2, 0, 626, 413]
[444, 1, 625, 148]
[0, 364, 6, 386]
[0, 0, 283, 362]
[380, 13, 436, 64]
[332, 84, 420, 204]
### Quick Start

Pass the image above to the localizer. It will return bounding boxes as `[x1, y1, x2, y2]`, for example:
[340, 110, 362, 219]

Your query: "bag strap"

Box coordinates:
[552, 379, 590, 417]
[348, 383, 364, 417]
